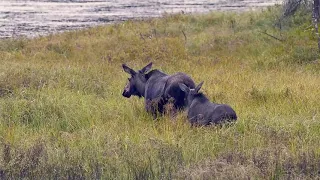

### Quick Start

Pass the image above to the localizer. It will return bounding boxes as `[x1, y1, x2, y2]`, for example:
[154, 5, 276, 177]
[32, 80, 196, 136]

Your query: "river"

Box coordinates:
[0, 0, 282, 38]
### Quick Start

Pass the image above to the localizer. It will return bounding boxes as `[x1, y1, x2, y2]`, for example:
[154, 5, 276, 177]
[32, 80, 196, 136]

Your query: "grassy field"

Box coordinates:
[0, 5, 319, 179]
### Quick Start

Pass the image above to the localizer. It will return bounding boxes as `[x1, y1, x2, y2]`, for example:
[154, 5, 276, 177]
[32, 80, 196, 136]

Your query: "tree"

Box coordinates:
[312, 0, 320, 51]
[281, 0, 320, 51]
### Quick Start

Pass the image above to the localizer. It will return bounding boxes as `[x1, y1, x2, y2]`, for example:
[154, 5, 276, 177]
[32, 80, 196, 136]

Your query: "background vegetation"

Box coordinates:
[0, 4, 319, 179]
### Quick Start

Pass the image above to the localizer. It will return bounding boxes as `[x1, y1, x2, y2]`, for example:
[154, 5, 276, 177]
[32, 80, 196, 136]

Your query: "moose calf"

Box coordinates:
[179, 82, 237, 126]
[122, 62, 195, 118]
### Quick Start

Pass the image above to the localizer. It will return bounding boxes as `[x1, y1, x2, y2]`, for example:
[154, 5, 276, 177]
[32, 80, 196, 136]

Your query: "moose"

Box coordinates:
[179, 81, 237, 126]
[122, 62, 195, 118]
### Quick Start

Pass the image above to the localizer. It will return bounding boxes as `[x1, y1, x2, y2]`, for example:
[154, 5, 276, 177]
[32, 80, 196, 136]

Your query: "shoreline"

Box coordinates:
[0, 0, 282, 39]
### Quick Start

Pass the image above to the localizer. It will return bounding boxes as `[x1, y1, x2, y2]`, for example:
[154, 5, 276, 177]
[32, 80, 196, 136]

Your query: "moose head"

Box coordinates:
[122, 62, 153, 98]
[179, 81, 204, 106]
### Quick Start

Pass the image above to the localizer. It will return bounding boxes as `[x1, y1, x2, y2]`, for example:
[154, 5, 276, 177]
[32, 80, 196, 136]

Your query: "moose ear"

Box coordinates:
[179, 83, 189, 93]
[140, 62, 152, 74]
[195, 81, 204, 93]
[122, 64, 136, 76]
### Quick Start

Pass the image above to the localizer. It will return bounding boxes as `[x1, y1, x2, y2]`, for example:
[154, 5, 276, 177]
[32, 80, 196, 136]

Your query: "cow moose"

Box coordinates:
[179, 81, 237, 126]
[122, 62, 195, 118]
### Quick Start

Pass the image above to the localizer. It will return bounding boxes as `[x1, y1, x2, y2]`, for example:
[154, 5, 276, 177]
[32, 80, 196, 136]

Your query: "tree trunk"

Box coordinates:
[313, 0, 320, 51]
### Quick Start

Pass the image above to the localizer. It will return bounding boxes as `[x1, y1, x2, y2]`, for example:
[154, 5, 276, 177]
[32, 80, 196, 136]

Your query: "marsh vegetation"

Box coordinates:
[0, 4, 319, 179]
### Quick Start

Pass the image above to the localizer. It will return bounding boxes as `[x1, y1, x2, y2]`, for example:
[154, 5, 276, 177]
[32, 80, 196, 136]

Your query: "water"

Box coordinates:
[0, 0, 282, 38]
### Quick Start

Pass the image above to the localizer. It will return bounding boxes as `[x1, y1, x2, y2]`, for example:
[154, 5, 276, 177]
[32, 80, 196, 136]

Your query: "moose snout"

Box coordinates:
[122, 90, 131, 98]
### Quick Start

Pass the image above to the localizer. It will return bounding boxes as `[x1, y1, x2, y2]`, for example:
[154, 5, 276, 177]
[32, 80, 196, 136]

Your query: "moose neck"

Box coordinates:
[190, 93, 209, 105]
[136, 70, 166, 98]
[136, 79, 147, 98]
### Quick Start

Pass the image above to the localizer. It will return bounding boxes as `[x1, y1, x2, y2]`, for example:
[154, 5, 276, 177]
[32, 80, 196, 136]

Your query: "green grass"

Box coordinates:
[0, 6, 320, 179]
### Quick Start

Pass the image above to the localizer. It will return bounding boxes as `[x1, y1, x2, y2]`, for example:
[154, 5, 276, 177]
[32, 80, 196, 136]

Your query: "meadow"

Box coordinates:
[0, 5, 319, 179]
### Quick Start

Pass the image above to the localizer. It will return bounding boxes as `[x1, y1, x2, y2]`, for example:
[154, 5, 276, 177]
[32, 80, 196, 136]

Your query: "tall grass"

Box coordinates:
[0, 5, 319, 179]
